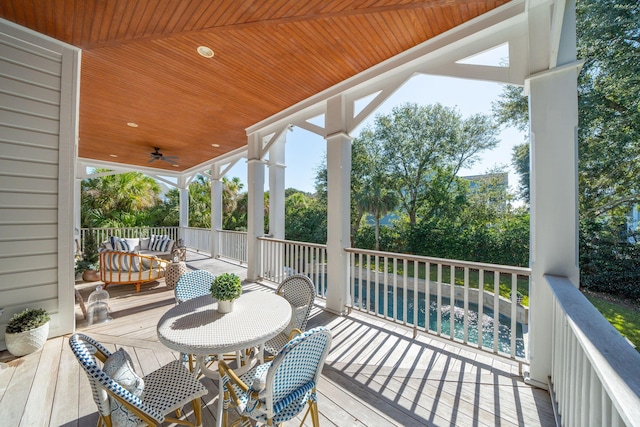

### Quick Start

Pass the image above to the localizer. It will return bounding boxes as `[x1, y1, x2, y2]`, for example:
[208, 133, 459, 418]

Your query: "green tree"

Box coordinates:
[376, 103, 499, 226]
[81, 170, 161, 227]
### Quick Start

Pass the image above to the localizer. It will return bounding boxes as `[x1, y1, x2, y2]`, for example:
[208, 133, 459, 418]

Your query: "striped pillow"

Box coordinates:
[150, 235, 170, 252]
[110, 236, 130, 252]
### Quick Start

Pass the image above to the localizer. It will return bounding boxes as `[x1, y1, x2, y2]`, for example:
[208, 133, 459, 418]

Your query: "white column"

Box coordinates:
[211, 165, 223, 258]
[325, 96, 352, 315]
[179, 186, 189, 228]
[74, 177, 81, 238]
[268, 136, 286, 239]
[246, 134, 265, 281]
[526, 67, 580, 390]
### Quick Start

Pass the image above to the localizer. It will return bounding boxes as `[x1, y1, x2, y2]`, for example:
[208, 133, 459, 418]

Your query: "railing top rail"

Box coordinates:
[546, 274, 640, 426]
[216, 229, 247, 235]
[258, 236, 328, 250]
[346, 247, 531, 276]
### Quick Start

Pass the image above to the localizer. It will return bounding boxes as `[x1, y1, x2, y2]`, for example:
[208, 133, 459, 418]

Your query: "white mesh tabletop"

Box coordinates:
[157, 291, 291, 355]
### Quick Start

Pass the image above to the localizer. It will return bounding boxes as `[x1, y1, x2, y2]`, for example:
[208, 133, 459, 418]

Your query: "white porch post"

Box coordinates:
[325, 96, 352, 315]
[246, 134, 265, 281]
[74, 177, 81, 237]
[268, 136, 286, 239]
[526, 0, 580, 389]
[211, 165, 223, 258]
[179, 185, 189, 228]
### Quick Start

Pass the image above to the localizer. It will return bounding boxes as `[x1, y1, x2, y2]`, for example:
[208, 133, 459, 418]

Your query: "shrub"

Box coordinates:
[6, 308, 51, 334]
[210, 273, 242, 301]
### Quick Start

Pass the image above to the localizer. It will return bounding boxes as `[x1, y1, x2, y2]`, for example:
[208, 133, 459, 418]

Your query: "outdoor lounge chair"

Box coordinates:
[219, 326, 332, 427]
[263, 274, 316, 357]
[69, 333, 206, 427]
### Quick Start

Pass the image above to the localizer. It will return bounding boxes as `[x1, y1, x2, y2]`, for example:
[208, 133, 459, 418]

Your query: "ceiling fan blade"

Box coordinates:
[148, 157, 157, 163]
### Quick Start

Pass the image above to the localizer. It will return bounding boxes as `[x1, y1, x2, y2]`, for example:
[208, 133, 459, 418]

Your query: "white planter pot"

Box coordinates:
[217, 299, 235, 314]
[5, 322, 50, 357]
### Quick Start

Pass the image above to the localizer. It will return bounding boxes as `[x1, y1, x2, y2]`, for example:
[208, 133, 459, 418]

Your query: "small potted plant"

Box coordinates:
[77, 230, 100, 281]
[210, 273, 242, 313]
[4, 308, 51, 356]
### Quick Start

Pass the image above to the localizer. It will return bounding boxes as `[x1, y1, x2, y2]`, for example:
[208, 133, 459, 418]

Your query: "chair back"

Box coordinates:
[265, 327, 332, 417]
[174, 269, 216, 304]
[68, 333, 161, 423]
[276, 274, 316, 332]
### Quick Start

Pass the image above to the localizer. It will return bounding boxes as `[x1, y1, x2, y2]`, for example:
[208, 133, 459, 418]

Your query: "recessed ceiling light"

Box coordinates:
[110, 154, 118, 157]
[197, 46, 214, 58]
[127, 122, 138, 127]
[211, 143, 220, 147]
[172, 164, 180, 167]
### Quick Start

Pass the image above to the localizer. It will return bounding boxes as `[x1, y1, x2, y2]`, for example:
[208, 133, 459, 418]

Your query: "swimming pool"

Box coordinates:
[351, 281, 525, 358]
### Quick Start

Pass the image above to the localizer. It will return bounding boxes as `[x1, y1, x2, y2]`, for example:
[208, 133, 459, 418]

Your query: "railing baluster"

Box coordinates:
[510, 273, 517, 358]
[436, 263, 442, 336]
[477, 269, 484, 351]
[493, 271, 500, 353]
[463, 267, 469, 345]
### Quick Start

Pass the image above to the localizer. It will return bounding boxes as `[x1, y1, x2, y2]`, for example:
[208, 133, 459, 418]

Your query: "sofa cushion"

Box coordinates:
[150, 235, 171, 252]
[139, 237, 150, 250]
[110, 236, 131, 252]
[103, 252, 142, 272]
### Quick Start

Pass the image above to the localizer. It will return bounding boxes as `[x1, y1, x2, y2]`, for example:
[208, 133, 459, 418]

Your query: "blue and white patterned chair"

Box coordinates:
[219, 326, 332, 427]
[69, 333, 206, 427]
[174, 270, 216, 304]
[263, 274, 316, 357]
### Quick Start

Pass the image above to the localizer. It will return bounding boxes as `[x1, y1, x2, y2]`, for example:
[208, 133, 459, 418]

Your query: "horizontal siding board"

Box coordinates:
[0, 159, 59, 177]
[0, 224, 57, 240]
[0, 93, 61, 118]
[0, 175, 58, 192]
[0, 60, 62, 89]
[0, 238, 57, 256]
[0, 207, 58, 223]
[0, 254, 58, 273]
[0, 75, 60, 104]
[0, 109, 61, 134]
[0, 26, 65, 57]
[0, 283, 58, 306]
[0, 41, 62, 74]
[0, 264, 57, 282]
[0, 129, 60, 150]
[0, 191, 58, 207]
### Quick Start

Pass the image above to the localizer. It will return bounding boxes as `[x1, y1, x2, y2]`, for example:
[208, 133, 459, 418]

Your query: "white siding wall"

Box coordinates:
[0, 19, 79, 349]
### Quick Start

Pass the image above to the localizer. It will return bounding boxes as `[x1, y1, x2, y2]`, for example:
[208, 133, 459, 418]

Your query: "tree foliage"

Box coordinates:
[491, 0, 640, 297]
[376, 103, 499, 226]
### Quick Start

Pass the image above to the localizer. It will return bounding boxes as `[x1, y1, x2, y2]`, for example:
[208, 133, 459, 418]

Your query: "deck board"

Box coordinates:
[0, 253, 555, 427]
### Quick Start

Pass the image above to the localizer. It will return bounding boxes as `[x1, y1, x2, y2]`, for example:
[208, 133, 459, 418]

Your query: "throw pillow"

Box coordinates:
[110, 236, 130, 252]
[103, 348, 144, 397]
[139, 238, 150, 250]
[150, 235, 169, 252]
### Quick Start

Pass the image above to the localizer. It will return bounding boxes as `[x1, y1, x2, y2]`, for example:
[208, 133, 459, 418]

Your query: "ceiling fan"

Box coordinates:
[148, 147, 178, 165]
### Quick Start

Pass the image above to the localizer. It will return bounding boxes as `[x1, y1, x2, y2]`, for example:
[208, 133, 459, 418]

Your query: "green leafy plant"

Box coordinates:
[76, 230, 100, 274]
[210, 273, 242, 301]
[6, 308, 51, 334]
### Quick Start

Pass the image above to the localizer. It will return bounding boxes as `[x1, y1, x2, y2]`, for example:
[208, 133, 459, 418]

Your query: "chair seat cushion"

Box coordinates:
[141, 360, 207, 415]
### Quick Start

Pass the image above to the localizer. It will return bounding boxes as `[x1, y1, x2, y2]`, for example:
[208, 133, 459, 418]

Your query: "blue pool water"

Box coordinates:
[351, 281, 525, 358]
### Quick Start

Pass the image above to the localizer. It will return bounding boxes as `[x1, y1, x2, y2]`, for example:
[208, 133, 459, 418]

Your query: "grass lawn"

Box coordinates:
[584, 290, 640, 351]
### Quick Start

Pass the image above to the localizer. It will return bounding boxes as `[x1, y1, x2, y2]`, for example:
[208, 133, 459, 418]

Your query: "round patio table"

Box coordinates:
[157, 291, 291, 427]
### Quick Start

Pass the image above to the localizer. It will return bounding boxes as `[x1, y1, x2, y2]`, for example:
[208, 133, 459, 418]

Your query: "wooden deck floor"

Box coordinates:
[0, 253, 555, 426]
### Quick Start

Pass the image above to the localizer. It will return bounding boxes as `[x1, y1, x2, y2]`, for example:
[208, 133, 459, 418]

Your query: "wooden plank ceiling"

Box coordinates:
[0, 0, 510, 172]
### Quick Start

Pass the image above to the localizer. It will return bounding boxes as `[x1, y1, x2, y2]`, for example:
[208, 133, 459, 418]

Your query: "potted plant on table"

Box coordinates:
[210, 273, 242, 313]
[4, 308, 51, 357]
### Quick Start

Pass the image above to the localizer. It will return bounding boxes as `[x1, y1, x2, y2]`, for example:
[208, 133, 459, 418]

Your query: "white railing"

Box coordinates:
[258, 237, 327, 296]
[80, 227, 179, 251]
[218, 229, 248, 264]
[345, 248, 530, 361]
[181, 227, 211, 253]
[547, 275, 640, 427]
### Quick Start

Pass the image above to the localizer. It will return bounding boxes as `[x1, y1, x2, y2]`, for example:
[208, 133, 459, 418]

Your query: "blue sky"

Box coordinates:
[226, 73, 526, 194]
